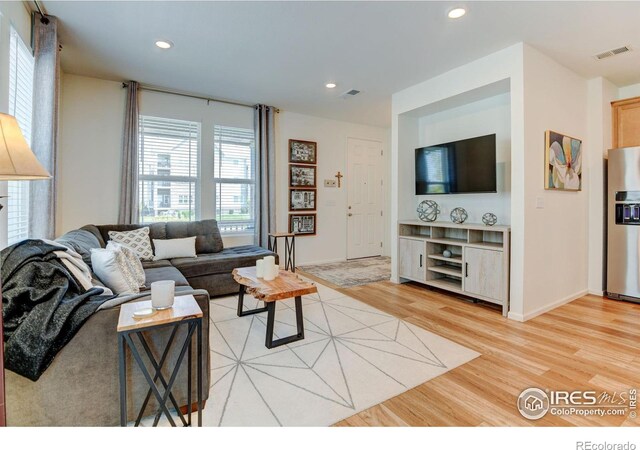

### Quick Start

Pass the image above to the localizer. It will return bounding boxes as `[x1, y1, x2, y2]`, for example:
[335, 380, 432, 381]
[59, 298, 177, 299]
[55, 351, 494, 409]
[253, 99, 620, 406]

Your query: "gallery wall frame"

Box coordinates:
[289, 188, 317, 211]
[289, 139, 317, 165]
[289, 164, 317, 188]
[289, 213, 317, 236]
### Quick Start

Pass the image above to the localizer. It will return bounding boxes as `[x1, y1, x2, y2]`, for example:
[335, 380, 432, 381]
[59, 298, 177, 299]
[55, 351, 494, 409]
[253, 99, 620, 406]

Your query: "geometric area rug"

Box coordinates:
[204, 281, 480, 426]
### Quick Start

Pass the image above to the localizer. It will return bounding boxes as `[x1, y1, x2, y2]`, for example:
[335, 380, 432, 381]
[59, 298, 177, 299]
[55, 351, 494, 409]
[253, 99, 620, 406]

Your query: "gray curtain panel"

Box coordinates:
[118, 81, 140, 224]
[254, 105, 277, 247]
[29, 13, 60, 240]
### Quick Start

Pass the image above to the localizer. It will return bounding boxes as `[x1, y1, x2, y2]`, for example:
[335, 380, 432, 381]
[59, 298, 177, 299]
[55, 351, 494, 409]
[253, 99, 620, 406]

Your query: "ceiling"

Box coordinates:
[44, 1, 640, 127]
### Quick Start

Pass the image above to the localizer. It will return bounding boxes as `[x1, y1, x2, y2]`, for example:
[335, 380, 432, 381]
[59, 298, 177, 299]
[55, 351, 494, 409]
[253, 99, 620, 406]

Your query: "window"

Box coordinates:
[213, 125, 255, 233]
[423, 147, 452, 194]
[7, 27, 35, 245]
[138, 116, 199, 223]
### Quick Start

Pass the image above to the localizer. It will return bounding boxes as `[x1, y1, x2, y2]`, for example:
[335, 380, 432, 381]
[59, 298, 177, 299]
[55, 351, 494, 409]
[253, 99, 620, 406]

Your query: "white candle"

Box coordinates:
[264, 256, 276, 281]
[151, 280, 175, 310]
[256, 259, 264, 278]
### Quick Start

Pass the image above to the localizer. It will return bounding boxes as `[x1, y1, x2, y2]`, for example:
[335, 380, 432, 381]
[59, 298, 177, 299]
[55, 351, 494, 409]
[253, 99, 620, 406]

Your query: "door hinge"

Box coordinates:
[381, 150, 383, 156]
[380, 179, 383, 186]
[380, 210, 383, 216]
[380, 241, 383, 248]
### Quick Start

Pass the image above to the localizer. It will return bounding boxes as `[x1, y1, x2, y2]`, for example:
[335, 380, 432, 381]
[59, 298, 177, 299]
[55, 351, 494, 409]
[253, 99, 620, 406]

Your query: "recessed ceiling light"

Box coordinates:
[325, 83, 337, 89]
[448, 7, 466, 19]
[155, 40, 173, 49]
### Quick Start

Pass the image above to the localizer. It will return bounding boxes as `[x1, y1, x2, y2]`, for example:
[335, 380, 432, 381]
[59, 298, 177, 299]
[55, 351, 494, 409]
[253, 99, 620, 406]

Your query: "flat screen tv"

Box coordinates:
[415, 134, 496, 195]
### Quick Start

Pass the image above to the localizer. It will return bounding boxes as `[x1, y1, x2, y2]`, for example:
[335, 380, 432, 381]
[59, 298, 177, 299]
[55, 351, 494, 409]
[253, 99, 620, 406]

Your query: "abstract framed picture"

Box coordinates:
[289, 189, 316, 211]
[289, 213, 316, 236]
[544, 130, 582, 191]
[289, 164, 316, 188]
[289, 139, 317, 165]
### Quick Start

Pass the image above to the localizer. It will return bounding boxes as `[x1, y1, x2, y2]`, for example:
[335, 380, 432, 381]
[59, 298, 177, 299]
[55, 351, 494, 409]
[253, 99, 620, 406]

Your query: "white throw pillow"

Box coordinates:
[106, 241, 146, 288]
[153, 236, 197, 260]
[91, 248, 140, 295]
[108, 227, 154, 261]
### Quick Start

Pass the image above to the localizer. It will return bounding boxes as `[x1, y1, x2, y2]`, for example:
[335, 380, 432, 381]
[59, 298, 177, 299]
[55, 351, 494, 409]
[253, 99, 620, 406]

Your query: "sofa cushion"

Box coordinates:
[171, 245, 275, 278]
[165, 219, 223, 254]
[143, 266, 190, 288]
[141, 259, 173, 269]
[55, 229, 102, 267]
[95, 223, 167, 250]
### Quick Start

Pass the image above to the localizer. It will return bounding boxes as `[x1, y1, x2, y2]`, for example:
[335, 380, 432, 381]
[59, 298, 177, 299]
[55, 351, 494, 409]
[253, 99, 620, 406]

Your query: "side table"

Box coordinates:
[117, 295, 203, 427]
[268, 232, 296, 272]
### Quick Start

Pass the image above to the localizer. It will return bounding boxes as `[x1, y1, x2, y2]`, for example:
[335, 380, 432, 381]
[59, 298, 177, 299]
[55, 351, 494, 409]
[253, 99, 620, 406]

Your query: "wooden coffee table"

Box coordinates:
[232, 267, 317, 348]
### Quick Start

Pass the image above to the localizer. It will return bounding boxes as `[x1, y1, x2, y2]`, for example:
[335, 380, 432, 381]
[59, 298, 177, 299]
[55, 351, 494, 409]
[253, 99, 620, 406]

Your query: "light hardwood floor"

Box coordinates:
[297, 272, 640, 427]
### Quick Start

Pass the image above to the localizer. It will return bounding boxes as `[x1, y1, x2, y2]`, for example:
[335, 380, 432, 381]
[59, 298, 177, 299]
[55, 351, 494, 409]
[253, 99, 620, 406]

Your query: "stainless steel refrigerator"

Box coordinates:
[607, 146, 640, 303]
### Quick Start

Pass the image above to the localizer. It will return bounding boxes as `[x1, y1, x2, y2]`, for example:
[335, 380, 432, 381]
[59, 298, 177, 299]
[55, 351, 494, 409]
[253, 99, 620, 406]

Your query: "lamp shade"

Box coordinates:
[0, 113, 51, 180]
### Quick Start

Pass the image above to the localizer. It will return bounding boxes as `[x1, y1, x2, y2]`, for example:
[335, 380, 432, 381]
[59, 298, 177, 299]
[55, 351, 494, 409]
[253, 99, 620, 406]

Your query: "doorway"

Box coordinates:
[346, 138, 384, 260]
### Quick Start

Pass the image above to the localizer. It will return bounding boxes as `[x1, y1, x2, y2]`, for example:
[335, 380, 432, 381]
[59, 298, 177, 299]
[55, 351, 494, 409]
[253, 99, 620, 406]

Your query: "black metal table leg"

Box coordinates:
[265, 296, 305, 348]
[119, 334, 127, 427]
[197, 319, 202, 427]
[119, 319, 200, 427]
[237, 283, 267, 317]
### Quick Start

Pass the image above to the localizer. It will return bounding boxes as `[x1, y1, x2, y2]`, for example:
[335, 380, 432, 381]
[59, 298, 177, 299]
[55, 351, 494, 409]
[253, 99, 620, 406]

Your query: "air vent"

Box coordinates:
[340, 89, 361, 99]
[594, 46, 632, 60]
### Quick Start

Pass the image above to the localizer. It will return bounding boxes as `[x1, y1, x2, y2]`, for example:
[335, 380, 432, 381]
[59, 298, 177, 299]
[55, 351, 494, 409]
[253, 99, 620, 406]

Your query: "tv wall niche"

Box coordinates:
[415, 92, 511, 225]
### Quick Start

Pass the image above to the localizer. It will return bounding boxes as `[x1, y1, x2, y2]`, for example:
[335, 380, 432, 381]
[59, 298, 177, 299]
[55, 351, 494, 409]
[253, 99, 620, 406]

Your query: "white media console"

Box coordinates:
[398, 220, 510, 316]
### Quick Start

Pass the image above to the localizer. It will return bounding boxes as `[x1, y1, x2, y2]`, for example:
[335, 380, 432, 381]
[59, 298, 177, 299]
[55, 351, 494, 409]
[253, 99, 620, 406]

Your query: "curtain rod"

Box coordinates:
[122, 82, 279, 113]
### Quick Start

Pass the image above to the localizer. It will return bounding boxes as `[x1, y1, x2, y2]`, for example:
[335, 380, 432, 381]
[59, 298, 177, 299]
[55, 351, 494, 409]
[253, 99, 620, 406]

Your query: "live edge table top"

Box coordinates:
[117, 295, 203, 332]
[232, 267, 317, 302]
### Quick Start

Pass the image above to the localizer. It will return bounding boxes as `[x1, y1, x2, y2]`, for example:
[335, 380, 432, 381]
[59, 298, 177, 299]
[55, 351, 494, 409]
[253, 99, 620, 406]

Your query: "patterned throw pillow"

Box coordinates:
[108, 227, 154, 261]
[106, 241, 146, 288]
[90, 248, 141, 295]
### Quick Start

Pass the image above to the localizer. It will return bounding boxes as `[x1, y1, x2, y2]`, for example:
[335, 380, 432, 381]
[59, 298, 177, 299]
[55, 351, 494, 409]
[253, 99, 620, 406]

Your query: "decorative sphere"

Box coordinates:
[482, 213, 498, 226]
[450, 207, 468, 224]
[417, 200, 440, 222]
[443, 250, 452, 258]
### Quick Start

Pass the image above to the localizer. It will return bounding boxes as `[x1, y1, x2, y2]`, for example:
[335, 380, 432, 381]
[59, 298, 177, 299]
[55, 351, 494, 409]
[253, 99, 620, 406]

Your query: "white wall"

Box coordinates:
[58, 74, 255, 247]
[276, 111, 390, 265]
[415, 93, 511, 225]
[391, 43, 526, 315]
[391, 42, 601, 321]
[587, 77, 617, 296]
[58, 75, 125, 233]
[0, 2, 32, 248]
[519, 44, 590, 320]
[618, 83, 640, 100]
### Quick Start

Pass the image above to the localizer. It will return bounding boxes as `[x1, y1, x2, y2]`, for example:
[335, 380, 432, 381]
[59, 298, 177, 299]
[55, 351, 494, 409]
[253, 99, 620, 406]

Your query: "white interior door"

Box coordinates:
[347, 138, 383, 259]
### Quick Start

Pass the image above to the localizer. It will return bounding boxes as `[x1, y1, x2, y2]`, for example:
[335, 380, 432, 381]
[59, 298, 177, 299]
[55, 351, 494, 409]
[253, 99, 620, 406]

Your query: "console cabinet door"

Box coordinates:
[464, 247, 503, 301]
[398, 238, 426, 281]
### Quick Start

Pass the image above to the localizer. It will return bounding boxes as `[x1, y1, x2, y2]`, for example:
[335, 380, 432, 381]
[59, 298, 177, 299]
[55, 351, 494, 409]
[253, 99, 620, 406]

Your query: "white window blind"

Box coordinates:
[213, 125, 255, 234]
[7, 26, 35, 245]
[138, 116, 200, 223]
[424, 147, 450, 194]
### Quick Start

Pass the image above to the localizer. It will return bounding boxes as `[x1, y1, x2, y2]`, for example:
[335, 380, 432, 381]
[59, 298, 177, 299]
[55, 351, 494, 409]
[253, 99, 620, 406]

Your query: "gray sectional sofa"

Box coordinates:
[5, 219, 277, 426]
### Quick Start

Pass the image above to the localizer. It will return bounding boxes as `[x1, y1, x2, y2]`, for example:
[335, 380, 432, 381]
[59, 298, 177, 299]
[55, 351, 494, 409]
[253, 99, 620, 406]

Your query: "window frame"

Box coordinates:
[138, 115, 201, 224]
[213, 125, 256, 235]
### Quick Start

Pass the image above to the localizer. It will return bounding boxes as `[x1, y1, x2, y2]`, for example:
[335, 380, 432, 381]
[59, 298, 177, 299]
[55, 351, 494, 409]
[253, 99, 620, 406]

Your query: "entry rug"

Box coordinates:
[203, 282, 479, 426]
[299, 256, 391, 287]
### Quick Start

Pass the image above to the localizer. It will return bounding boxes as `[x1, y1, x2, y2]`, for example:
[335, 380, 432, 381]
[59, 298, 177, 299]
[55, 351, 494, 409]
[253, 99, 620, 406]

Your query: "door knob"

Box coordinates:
[348, 213, 353, 217]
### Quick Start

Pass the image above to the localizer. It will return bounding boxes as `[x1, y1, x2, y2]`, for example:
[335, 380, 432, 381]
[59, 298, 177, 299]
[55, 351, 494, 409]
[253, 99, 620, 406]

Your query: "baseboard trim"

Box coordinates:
[588, 289, 604, 297]
[297, 258, 346, 267]
[510, 289, 588, 322]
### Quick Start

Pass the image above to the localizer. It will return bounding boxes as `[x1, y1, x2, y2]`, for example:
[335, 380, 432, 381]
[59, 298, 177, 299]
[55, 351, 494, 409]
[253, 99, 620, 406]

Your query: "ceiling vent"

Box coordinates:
[593, 46, 632, 60]
[340, 89, 361, 99]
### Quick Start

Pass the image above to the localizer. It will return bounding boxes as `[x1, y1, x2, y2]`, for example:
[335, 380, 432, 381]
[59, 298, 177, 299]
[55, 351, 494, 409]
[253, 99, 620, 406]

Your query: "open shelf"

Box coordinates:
[428, 253, 462, 263]
[426, 277, 463, 293]
[427, 237, 467, 246]
[428, 264, 462, 278]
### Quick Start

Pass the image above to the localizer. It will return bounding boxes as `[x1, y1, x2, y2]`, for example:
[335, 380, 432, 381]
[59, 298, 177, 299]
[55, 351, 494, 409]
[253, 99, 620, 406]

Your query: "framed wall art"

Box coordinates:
[289, 214, 316, 236]
[289, 164, 317, 188]
[289, 139, 317, 165]
[544, 130, 582, 191]
[289, 189, 316, 211]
